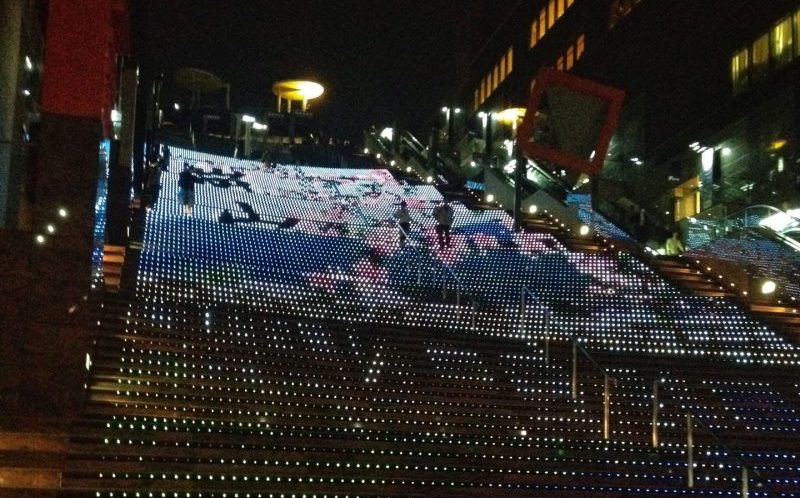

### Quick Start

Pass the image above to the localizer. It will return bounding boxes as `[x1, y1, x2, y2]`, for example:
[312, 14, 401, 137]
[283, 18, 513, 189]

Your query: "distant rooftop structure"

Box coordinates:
[272, 79, 324, 112]
[176, 67, 230, 108]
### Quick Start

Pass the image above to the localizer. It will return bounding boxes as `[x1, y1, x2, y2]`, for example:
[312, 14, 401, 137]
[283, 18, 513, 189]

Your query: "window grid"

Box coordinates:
[731, 7, 800, 93]
[475, 45, 515, 108]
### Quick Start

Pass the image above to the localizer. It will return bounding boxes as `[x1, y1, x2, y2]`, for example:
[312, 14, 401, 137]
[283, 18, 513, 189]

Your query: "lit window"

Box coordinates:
[751, 32, 770, 79]
[567, 0, 574, 6]
[493, 65, 500, 90]
[557, 0, 565, 19]
[731, 47, 749, 94]
[548, 0, 556, 28]
[556, 56, 565, 71]
[531, 20, 538, 48]
[500, 56, 507, 81]
[539, 10, 547, 39]
[795, 10, 800, 58]
[507, 46, 514, 73]
[771, 16, 793, 67]
[566, 45, 575, 70]
[576, 34, 585, 59]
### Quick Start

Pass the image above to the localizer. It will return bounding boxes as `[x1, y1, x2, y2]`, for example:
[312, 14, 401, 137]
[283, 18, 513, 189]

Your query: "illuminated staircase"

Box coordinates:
[57, 147, 800, 497]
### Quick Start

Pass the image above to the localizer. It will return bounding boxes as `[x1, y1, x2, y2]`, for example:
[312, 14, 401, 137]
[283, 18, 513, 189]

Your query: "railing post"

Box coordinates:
[741, 466, 748, 498]
[686, 413, 694, 488]
[543, 309, 550, 366]
[652, 380, 659, 448]
[470, 298, 477, 329]
[603, 373, 611, 440]
[571, 339, 578, 400]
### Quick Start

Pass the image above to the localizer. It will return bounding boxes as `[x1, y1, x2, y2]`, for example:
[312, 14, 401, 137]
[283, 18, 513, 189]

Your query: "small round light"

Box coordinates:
[486, 194, 495, 203]
[35, 234, 45, 244]
[528, 205, 538, 214]
[761, 280, 776, 295]
[579, 225, 590, 236]
[58, 208, 68, 218]
[46, 224, 56, 233]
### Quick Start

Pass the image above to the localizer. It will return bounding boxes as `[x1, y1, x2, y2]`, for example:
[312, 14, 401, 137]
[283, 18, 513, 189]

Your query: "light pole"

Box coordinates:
[241, 114, 255, 158]
[478, 111, 494, 168]
[441, 106, 461, 149]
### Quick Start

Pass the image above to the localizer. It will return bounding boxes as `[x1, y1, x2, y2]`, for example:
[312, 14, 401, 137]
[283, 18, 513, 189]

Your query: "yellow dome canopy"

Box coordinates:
[272, 80, 324, 112]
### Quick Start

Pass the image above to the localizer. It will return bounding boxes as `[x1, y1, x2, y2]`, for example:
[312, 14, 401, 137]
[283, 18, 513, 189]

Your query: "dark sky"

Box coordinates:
[140, 0, 472, 142]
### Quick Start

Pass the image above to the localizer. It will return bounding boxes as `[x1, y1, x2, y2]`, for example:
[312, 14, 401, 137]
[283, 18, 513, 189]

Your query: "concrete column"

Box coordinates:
[0, 0, 24, 228]
[0, 114, 100, 429]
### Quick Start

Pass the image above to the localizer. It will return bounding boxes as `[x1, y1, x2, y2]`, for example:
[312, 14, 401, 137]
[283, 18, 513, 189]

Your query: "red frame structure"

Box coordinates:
[517, 67, 625, 175]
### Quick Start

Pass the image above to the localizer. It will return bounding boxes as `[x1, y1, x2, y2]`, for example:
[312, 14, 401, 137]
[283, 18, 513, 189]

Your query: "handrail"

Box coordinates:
[569, 336, 618, 440]
[572, 337, 618, 383]
[439, 262, 463, 306]
[520, 286, 551, 364]
[653, 377, 779, 497]
[396, 222, 478, 326]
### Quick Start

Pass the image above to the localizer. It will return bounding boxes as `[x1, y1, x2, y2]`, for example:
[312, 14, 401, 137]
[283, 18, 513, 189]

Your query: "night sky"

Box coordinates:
[139, 0, 476, 142]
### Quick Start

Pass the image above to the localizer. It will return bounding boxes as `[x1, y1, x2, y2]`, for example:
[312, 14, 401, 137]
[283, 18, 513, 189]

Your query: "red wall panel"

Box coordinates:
[41, 0, 121, 132]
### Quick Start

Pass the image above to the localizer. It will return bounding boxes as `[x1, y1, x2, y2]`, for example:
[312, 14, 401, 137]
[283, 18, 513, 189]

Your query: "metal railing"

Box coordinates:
[570, 337, 618, 440]
[397, 221, 478, 328]
[651, 377, 779, 497]
[520, 286, 551, 365]
[567, 341, 777, 495]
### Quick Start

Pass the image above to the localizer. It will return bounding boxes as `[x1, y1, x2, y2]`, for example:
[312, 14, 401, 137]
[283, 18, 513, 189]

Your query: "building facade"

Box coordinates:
[452, 0, 800, 237]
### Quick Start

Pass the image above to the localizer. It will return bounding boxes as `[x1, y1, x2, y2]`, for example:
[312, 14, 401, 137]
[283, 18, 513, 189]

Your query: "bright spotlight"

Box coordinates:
[528, 205, 538, 214]
[486, 194, 495, 203]
[761, 280, 776, 295]
[242, 115, 256, 123]
[58, 208, 68, 218]
[579, 225, 590, 236]
[379, 127, 394, 141]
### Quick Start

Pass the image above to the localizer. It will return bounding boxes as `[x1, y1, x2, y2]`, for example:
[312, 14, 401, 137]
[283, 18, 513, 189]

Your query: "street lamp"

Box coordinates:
[441, 106, 462, 149]
[477, 111, 494, 168]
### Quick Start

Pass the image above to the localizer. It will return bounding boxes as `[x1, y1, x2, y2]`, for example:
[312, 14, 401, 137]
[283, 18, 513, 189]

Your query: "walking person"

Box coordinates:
[432, 200, 455, 249]
[178, 162, 198, 216]
[393, 200, 411, 244]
